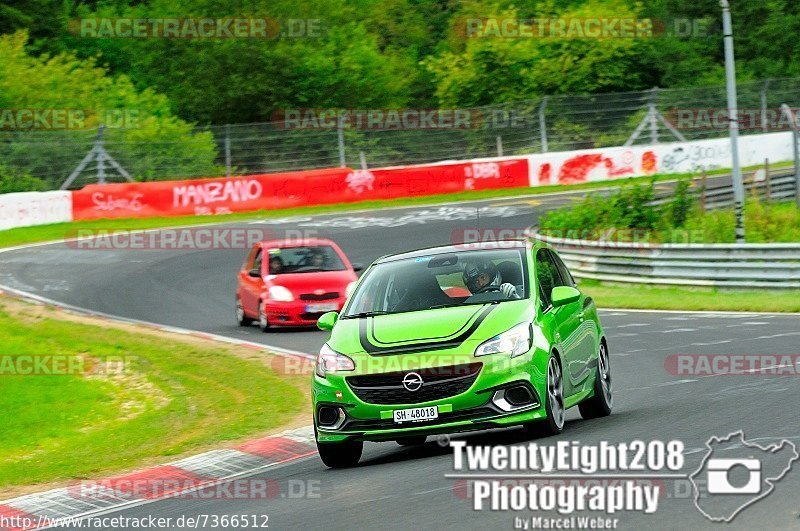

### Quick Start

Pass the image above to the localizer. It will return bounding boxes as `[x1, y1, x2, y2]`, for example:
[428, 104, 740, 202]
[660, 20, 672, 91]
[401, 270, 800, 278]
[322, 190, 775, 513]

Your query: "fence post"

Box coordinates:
[496, 135, 503, 157]
[539, 97, 548, 153]
[359, 151, 368, 170]
[224, 124, 232, 177]
[764, 158, 771, 202]
[783, 104, 800, 207]
[337, 117, 346, 167]
[760, 79, 771, 132]
[700, 170, 707, 210]
[651, 87, 660, 144]
[95, 125, 106, 185]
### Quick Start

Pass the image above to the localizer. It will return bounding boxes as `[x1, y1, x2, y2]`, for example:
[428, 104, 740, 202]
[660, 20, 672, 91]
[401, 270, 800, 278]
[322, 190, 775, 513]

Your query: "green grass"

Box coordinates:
[0, 168, 732, 249]
[580, 279, 800, 313]
[682, 199, 800, 243]
[0, 297, 308, 488]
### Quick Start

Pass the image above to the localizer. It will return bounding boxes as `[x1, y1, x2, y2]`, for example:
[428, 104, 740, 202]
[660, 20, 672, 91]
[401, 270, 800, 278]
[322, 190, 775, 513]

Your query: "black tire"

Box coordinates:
[235, 296, 253, 327]
[579, 341, 613, 419]
[257, 300, 270, 332]
[317, 440, 363, 468]
[396, 435, 427, 447]
[522, 355, 565, 437]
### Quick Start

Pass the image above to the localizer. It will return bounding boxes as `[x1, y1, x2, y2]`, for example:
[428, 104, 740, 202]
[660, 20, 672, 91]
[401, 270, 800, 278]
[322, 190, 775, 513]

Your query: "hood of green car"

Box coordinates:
[328, 300, 532, 356]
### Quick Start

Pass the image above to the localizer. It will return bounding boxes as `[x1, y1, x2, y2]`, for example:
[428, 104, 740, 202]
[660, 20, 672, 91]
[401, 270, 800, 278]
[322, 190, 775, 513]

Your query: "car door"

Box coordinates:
[239, 246, 264, 317]
[535, 249, 584, 396]
[550, 249, 597, 386]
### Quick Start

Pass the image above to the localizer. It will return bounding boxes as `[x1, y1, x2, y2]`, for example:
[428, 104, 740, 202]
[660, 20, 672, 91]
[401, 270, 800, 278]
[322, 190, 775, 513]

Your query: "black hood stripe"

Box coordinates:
[359, 305, 495, 355]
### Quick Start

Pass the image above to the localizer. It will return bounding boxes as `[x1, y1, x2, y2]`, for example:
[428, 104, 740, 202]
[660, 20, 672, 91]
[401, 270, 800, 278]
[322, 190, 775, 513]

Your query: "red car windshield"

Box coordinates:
[267, 245, 346, 274]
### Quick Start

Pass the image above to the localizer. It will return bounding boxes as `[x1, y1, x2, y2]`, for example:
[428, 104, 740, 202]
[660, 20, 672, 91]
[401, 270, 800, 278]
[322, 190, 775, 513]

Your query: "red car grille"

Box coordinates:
[300, 292, 340, 301]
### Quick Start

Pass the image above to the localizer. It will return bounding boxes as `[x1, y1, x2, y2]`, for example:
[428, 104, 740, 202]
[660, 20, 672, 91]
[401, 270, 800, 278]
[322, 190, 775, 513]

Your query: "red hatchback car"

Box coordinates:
[236, 238, 362, 331]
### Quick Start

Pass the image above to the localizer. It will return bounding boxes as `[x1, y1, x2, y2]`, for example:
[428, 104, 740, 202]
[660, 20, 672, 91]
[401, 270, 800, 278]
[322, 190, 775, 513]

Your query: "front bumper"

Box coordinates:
[312, 347, 549, 443]
[264, 299, 345, 326]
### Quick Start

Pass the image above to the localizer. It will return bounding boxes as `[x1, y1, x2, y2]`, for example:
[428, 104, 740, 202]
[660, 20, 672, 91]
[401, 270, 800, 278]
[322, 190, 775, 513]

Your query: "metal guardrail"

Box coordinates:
[648, 168, 799, 210]
[530, 232, 800, 289]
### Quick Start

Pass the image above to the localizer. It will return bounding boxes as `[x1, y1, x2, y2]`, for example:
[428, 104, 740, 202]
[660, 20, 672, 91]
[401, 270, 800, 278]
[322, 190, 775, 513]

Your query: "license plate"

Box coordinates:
[393, 406, 438, 424]
[305, 303, 338, 313]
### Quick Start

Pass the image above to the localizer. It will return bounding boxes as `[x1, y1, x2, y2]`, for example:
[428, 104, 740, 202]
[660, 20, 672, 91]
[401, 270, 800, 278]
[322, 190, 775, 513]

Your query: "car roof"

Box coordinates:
[374, 239, 539, 264]
[259, 238, 338, 249]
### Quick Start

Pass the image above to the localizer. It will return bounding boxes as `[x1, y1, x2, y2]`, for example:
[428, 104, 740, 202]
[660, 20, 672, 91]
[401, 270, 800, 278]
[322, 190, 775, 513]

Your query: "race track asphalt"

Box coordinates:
[1, 178, 798, 530]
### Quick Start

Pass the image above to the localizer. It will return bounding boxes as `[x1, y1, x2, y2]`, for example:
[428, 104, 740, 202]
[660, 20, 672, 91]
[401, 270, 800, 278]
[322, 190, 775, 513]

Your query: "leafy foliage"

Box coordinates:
[0, 164, 45, 193]
[539, 180, 798, 244]
[0, 31, 221, 187]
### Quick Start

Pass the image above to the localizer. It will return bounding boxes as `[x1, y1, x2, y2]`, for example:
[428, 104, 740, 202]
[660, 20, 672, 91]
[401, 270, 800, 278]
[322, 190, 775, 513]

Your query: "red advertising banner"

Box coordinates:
[71, 159, 529, 221]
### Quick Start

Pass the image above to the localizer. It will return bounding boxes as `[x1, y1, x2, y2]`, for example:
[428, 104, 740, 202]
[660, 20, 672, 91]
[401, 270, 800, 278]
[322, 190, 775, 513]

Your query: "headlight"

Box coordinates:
[345, 281, 357, 298]
[315, 344, 356, 378]
[474, 323, 531, 358]
[268, 285, 294, 302]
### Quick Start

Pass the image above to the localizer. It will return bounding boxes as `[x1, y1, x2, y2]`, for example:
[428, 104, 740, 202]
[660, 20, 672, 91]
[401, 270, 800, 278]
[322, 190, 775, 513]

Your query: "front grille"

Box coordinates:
[300, 312, 326, 321]
[300, 292, 339, 301]
[346, 363, 482, 405]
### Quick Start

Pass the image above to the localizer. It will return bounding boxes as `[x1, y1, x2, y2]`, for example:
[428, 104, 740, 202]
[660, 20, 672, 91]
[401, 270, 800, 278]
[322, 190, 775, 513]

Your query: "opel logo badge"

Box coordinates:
[402, 372, 423, 392]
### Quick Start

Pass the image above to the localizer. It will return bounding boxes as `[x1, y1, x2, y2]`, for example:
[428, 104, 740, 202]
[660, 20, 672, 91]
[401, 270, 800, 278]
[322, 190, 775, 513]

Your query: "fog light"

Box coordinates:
[317, 406, 346, 429]
[505, 385, 534, 406]
[492, 385, 539, 412]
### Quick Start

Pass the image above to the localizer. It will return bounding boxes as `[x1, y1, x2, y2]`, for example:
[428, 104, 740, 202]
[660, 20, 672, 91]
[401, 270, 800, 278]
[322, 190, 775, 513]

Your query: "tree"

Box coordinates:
[0, 31, 222, 189]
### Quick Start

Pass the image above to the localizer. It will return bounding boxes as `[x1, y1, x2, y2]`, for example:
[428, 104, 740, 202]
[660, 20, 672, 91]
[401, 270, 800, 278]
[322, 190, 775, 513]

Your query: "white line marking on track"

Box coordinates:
[690, 340, 732, 346]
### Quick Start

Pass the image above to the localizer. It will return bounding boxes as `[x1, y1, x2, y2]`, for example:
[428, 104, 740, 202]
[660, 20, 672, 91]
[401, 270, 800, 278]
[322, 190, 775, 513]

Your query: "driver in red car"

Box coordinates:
[307, 248, 327, 269]
[462, 259, 518, 299]
[269, 255, 284, 274]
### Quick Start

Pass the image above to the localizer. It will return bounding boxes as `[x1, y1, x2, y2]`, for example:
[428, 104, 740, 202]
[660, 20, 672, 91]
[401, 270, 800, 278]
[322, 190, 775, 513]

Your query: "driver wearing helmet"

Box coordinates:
[462, 259, 519, 299]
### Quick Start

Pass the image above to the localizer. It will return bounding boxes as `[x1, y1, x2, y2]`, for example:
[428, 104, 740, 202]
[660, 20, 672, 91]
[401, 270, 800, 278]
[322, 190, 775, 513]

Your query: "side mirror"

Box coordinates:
[551, 286, 580, 308]
[352, 262, 364, 272]
[317, 311, 339, 331]
[248, 268, 261, 278]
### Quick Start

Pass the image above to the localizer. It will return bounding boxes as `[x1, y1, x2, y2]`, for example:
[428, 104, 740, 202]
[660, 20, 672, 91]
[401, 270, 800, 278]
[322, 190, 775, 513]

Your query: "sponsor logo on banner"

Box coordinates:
[345, 170, 375, 194]
[465, 162, 501, 179]
[91, 192, 144, 212]
[173, 179, 263, 207]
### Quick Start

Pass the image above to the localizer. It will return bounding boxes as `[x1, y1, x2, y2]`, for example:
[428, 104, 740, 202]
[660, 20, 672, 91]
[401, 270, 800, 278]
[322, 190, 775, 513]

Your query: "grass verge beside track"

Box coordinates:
[0, 295, 309, 493]
[580, 279, 800, 313]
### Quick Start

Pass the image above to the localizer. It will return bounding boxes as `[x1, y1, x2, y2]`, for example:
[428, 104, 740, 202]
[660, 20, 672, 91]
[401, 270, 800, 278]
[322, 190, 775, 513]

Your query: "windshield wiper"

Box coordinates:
[342, 310, 391, 319]
[426, 304, 460, 310]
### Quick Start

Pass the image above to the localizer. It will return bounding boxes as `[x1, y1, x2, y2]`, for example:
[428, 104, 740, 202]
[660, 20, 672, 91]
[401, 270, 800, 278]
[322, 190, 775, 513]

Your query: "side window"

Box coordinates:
[252, 249, 263, 273]
[549, 250, 576, 288]
[535, 249, 561, 309]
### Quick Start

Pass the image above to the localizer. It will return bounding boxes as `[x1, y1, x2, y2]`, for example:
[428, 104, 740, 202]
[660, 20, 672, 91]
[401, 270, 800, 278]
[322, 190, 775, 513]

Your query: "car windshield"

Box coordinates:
[343, 249, 527, 317]
[267, 245, 346, 274]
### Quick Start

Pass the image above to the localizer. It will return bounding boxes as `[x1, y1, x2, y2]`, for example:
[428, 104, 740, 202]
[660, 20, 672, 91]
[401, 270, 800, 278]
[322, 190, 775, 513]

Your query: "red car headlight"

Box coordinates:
[268, 285, 294, 302]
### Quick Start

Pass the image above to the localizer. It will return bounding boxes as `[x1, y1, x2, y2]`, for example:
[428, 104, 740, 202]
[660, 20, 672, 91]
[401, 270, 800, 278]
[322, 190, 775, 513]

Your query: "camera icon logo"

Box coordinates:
[690, 431, 798, 522]
[706, 458, 761, 495]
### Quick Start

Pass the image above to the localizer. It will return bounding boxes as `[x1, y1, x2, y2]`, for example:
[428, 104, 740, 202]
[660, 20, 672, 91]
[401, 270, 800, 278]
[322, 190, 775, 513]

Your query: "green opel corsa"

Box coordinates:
[312, 240, 612, 468]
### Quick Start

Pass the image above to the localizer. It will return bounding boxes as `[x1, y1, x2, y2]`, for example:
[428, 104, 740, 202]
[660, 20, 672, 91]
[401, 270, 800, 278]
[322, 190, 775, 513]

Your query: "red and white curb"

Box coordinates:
[0, 426, 318, 531]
